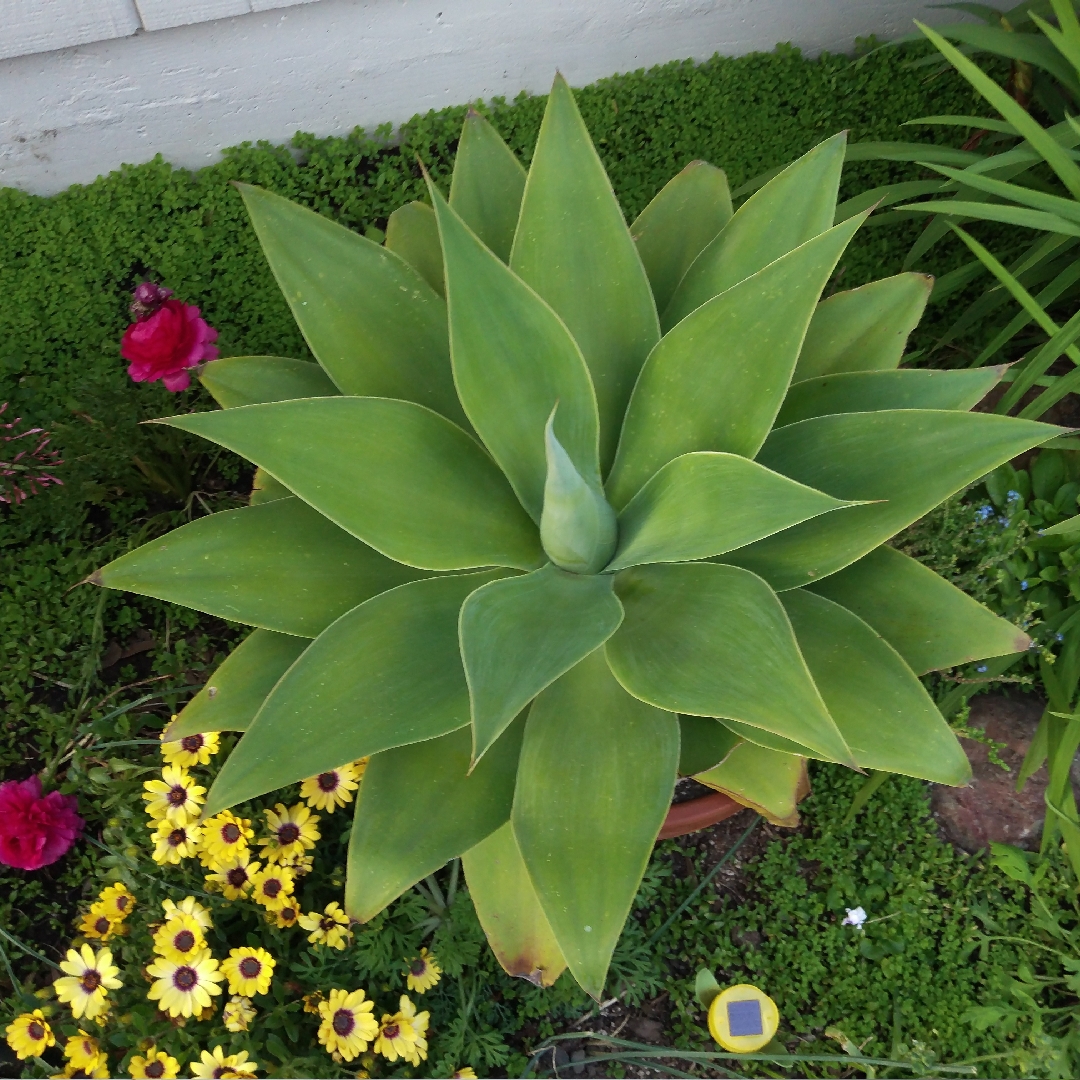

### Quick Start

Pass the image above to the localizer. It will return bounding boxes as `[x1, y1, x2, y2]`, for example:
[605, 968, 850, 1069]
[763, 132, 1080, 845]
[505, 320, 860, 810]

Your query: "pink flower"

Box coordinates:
[0, 775, 84, 871]
[120, 297, 219, 392]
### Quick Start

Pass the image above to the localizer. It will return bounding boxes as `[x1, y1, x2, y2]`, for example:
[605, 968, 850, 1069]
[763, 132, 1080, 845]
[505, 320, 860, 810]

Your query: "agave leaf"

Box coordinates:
[203, 572, 507, 816]
[663, 132, 846, 329]
[630, 161, 732, 314]
[156, 398, 544, 572]
[164, 630, 308, 741]
[449, 109, 528, 263]
[774, 367, 1004, 428]
[807, 544, 1030, 673]
[608, 212, 868, 509]
[606, 562, 854, 765]
[511, 74, 659, 474]
[249, 469, 290, 505]
[346, 717, 525, 923]
[608, 452, 854, 572]
[91, 498, 421, 637]
[678, 715, 741, 776]
[461, 564, 624, 764]
[236, 184, 465, 425]
[727, 411, 1060, 591]
[385, 201, 444, 295]
[719, 719, 816, 758]
[462, 821, 567, 987]
[793, 273, 933, 380]
[199, 356, 339, 408]
[512, 649, 678, 999]
[431, 182, 601, 519]
[696, 743, 807, 826]
[781, 589, 972, 785]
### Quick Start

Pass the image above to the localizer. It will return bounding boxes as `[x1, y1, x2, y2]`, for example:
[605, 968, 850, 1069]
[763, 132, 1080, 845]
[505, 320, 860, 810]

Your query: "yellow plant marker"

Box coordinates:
[707, 984, 779, 1052]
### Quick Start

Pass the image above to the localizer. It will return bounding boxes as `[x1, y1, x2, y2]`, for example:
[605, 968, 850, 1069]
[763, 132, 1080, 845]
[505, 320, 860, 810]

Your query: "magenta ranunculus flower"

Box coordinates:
[120, 284, 219, 392]
[0, 775, 84, 871]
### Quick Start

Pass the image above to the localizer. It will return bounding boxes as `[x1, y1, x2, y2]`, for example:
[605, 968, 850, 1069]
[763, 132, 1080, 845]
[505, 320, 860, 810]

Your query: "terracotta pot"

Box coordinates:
[658, 791, 743, 840]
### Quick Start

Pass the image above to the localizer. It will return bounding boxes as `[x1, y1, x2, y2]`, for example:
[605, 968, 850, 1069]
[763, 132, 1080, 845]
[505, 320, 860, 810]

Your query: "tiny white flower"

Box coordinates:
[842, 906, 867, 930]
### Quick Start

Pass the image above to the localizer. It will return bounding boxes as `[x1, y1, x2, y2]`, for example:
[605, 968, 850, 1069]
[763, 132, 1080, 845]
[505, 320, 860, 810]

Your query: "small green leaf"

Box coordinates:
[204, 572, 506, 816]
[385, 201, 444, 296]
[199, 356, 339, 408]
[793, 273, 933, 380]
[157, 398, 543, 572]
[461, 564, 624, 763]
[346, 716, 525, 922]
[696, 742, 807, 826]
[236, 183, 465, 424]
[781, 589, 972, 785]
[607, 562, 854, 765]
[513, 650, 678, 999]
[727, 410, 1060, 591]
[630, 161, 732, 314]
[462, 821, 567, 987]
[663, 132, 846, 329]
[694, 968, 722, 1010]
[807, 545, 1030, 673]
[775, 367, 1003, 428]
[164, 630, 308, 740]
[92, 498, 421, 637]
[511, 74, 659, 474]
[449, 109, 528, 263]
[608, 452, 853, 571]
[678, 715, 741, 776]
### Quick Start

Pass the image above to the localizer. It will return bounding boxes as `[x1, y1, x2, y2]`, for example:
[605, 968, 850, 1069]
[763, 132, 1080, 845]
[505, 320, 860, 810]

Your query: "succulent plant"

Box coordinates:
[94, 75, 1059, 997]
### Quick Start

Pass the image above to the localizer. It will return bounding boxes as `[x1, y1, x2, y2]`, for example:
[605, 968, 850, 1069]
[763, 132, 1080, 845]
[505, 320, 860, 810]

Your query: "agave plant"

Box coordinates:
[93, 76, 1060, 997]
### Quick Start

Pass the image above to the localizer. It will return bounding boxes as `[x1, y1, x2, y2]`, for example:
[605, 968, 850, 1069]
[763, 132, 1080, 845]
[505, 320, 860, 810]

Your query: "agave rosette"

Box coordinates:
[95, 76, 1057, 997]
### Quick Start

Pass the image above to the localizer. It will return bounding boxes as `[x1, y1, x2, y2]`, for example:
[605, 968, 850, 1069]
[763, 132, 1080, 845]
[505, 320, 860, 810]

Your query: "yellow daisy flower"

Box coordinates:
[373, 1005, 418, 1063]
[5, 1009, 55, 1059]
[64, 1030, 103, 1072]
[78, 906, 121, 942]
[220, 947, 275, 997]
[51, 1059, 110, 1078]
[452, 1069, 478, 1078]
[222, 994, 257, 1033]
[162, 895, 212, 932]
[160, 729, 220, 768]
[54, 944, 122, 1020]
[302, 991, 324, 1014]
[205, 851, 260, 900]
[405, 948, 441, 993]
[96, 883, 136, 921]
[298, 901, 352, 950]
[269, 902, 300, 929]
[299, 761, 361, 813]
[275, 851, 314, 876]
[142, 765, 205, 826]
[152, 913, 206, 963]
[128, 1048, 182, 1078]
[250, 865, 294, 912]
[150, 818, 203, 865]
[189, 1046, 259, 1079]
[258, 803, 320, 864]
[316, 988, 379, 1062]
[146, 949, 224, 1018]
[397, 996, 429, 1066]
[199, 810, 253, 868]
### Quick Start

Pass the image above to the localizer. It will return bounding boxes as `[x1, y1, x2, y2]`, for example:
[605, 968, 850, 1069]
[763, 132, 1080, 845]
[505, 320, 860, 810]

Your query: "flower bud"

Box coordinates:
[129, 281, 173, 321]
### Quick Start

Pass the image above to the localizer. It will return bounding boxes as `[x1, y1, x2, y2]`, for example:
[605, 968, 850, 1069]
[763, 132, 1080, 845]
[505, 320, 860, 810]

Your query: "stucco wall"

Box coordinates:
[0, 0, 964, 195]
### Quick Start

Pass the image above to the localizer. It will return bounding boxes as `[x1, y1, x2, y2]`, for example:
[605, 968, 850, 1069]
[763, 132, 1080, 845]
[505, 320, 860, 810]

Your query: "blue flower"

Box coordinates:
[976, 505, 994, 521]
[1007, 490, 1021, 502]
[1057, 632, 1065, 642]
[1021, 580, 1029, 590]
[977, 664, 988, 672]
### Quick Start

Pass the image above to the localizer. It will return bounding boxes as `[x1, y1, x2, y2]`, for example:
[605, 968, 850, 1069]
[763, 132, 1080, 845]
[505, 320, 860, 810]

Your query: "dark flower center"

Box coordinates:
[226, 868, 248, 887]
[262, 879, 282, 898]
[94, 916, 111, 935]
[116, 895, 129, 912]
[167, 786, 187, 806]
[168, 829, 186, 847]
[277, 823, 300, 845]
[69, 1071, 91, 1079]
[281, 907, 296, 922]
[80, 969, 102, 992]
[27, 1021, 44, 1041]
[410, 959, 426, 976]
[320, 917, 336, 931]
[383, 1023, 400, 1040]
[317, 772, 338, 792]
[211, 1070, 227, 1079]
[173, 966, 197, 991]
[145, 1063, 165, 1078]
[222, 823, 241, 844]
[238, 957, 261, 979]
[174, 930, 196, 953]
[181, 735, 204, 753]
[332, 1008, 355, 1036]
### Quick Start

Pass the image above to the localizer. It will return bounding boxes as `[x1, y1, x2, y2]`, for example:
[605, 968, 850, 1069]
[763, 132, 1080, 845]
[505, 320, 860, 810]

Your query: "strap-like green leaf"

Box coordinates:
[663, 132, 846, 330]
[696, 743, 806, 826]
[781, 589, 972, 785]
[678, 715, 741, 776]
[91, 498, 421, 636]
[449, 109, 527, 263]
[157, 398, 543, 572]
[793, 273, 932, 380]
[199, 356, 339, 408]
[512, 649, 678, 999]
[462, 821, 567, 987]
[606, 562, 854, 765]
[461, 564, 624, 764]
[249, 469, 290, 505]
[164, 630, 308, 741]
[807, 545, 1030, 674]
[385, 201, 444, 296]
[510, 74, 659, 474]
[718, 719, 815, 758]
[775, 367, 1003, 428]
[727, 410, 1059, 591]
[899, 199, 1080, 237]
[608, 452, 853, 572]
[608, 212, 868, 509]
[203, 572, 506, 816]
[235, 183, 464, 424]
[431, 183, 601, 520]
[346, 717, 524, 922]
[630, 161, 732, 315]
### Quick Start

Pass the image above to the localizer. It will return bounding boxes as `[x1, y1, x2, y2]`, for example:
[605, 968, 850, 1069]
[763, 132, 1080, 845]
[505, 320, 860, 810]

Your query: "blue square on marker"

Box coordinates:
[727, 999, 763, 1037]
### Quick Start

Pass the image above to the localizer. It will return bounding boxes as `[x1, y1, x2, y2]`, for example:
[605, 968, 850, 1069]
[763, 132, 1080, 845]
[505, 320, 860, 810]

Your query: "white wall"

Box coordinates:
[0, 0, 964, 196]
